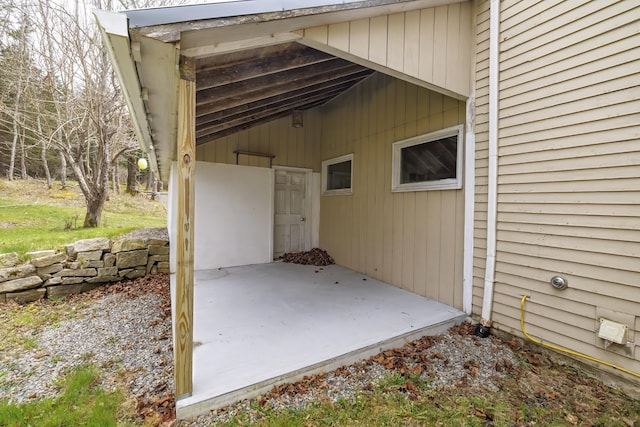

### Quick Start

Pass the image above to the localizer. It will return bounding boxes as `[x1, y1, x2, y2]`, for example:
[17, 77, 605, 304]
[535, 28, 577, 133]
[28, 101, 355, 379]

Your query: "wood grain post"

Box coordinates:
[175, 59, 196, 399]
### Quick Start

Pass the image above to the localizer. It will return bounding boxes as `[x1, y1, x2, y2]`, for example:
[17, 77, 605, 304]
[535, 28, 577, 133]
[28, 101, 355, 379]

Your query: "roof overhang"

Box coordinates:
[95, 0, 461, 181]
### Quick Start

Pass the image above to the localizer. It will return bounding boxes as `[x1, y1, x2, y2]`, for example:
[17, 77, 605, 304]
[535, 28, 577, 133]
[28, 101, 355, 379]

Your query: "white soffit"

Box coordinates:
[133, 35, 180, 180]
[94, 10, 159, 176]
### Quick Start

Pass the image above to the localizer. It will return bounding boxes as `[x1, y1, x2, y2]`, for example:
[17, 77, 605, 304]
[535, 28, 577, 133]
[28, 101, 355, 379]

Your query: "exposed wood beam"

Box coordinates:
[196, 73, 372, 127]
[197, 97, 331, 144]
[198, 110, 292, 145]
[174, 64, 195, 400]
[188, 42, 377, 146]
[182, 32, 301, 58]
[196, 86, 348, 138]
[196, 43, 297, 72]
[196, 58, 358, 107]
[197, 46, 333, 90]
[197, 109, 294, 145]
[196, 65, 370, 116]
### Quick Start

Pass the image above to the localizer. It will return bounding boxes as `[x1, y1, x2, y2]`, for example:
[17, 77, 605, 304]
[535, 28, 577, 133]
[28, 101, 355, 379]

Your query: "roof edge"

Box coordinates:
[125, 0, 408, 28]
[94, 9, 161, 177]
[129, 0, 447, 42]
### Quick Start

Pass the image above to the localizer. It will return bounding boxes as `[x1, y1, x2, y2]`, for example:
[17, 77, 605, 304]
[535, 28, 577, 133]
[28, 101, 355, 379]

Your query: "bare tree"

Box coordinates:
[0, 0, 138, 226]
[5, 3, 31, 181]
[0, 0, 185, 226]
[41, 0, 138, 226]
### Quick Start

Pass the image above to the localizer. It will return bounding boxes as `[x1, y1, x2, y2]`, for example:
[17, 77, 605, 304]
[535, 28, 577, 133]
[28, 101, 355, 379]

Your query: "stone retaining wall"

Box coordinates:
[0, 237, 169, 304]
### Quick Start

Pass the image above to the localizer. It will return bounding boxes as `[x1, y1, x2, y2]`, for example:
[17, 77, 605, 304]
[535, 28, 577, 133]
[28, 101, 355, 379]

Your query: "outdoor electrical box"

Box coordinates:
[598, 318, 628, 345]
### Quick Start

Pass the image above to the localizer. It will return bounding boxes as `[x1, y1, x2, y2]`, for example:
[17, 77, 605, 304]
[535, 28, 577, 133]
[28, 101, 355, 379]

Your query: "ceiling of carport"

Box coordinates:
[193, 42, 375, 145]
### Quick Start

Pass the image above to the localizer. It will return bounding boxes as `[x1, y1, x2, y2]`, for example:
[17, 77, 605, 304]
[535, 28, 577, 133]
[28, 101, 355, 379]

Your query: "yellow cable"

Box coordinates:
[520, 295, 640, 379]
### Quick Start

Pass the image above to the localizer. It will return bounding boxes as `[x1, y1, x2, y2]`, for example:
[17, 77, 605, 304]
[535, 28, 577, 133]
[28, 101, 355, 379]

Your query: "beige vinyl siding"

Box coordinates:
[479, 0, 640, 372]
[319, 72, 466, 308]
[195, 109, 322, 171]
[298, 3, 472, 99]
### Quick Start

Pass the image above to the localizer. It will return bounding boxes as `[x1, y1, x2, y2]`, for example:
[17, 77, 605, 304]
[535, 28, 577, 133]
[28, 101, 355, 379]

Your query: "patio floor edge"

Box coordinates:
[176, 313, 470, 420]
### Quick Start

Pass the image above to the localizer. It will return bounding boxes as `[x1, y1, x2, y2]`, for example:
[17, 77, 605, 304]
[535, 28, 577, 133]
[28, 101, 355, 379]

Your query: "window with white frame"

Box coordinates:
[392, 125, 463, 192]
[322, 153, 353, 195]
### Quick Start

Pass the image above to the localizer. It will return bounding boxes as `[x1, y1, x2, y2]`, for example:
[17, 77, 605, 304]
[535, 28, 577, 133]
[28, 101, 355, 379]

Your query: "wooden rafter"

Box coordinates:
[196, 44, 334, 90]
[196, 72, 371, 130]
[193, 42, 375, 145]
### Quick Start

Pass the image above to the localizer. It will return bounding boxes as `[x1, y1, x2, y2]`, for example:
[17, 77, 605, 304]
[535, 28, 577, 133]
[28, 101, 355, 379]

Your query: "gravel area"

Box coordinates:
[0, 276, 173, 408]
[0, 227, 174, 423]
[180, 323, 519, 426]
[2, 226, 637, 426]
[0, 271, 520, 426]
[2, 271, 638, 426]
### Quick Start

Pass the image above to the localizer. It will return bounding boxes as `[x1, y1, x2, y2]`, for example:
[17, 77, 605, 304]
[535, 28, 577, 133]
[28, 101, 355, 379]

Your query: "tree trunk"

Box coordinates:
[38, 118, 52, 188]
[60, 151, 67, 187]
[126, 156, 137, 195]
[41, 142, 52, 188]
[8, 125, 17, 180]
[112, 162, 120, 194]
[19, 129, 27, 180]
[83, 195, 104, 227]
[7, 12, 26, 181]
[65, 152, 108, 228]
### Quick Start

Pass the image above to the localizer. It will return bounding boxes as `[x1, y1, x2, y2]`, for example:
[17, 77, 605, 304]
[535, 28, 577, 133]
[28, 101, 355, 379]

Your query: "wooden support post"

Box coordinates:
[175, 59, 196, 399]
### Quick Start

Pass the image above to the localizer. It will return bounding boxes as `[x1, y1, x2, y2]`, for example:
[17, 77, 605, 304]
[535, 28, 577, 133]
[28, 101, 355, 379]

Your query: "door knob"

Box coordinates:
[300, 217, 306, 222]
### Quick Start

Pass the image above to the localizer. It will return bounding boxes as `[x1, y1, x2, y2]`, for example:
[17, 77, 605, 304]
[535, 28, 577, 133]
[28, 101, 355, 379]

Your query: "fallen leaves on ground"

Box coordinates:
[67, 274, 175, 425]
[251, 321, 640, 427]
[68, 273, 172, 319]
[276, 248, 335, 266]
[58, 277, 639, 427]
[136, 393, 176, 426]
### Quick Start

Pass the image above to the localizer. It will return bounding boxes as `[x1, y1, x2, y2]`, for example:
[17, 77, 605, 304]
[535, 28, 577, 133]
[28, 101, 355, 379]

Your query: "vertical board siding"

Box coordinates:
[302, 3, 472, 98]
[475, 0, 640, 373]
[319, 73, 466, 309]
[195, 110, 322, 172]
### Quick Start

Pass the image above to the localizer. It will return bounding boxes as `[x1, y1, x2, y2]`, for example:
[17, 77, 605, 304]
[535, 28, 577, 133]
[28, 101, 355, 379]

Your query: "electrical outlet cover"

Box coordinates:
[598, 318, 628, 344]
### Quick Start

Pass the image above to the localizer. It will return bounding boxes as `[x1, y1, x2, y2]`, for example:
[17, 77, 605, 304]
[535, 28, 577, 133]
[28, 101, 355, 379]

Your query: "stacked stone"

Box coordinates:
[146, 239, 170, 275]
[0, 236, 169, 304]
[0, 252, 46, 304]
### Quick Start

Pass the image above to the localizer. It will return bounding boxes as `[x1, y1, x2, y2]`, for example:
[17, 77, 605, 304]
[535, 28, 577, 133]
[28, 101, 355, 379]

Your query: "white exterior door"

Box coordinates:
[274, 169, 309, 257]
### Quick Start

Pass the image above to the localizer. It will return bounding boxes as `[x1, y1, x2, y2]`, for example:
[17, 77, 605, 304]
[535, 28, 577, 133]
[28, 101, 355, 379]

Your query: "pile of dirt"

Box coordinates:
[276, 248, 335, 266]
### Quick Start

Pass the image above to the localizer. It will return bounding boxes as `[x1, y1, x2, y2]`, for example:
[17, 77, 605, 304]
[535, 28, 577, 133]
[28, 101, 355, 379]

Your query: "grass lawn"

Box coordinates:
[2, 283, 639, 426]
[0, 178, 166, 256]
[1, 180, 639, 427]
[0, 364, 126, 427]
[219, 371, 640, 427]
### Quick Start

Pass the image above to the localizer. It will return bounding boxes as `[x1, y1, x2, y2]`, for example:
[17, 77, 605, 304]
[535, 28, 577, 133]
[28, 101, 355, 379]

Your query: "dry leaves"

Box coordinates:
[136, 392, 175, 426]
[72, 274, 176, 426]
[276, 248, 335, 266]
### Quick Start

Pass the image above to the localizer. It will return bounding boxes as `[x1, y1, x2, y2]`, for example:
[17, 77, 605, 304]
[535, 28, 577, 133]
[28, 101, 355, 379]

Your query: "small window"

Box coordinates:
[392, 125, 463, 192]
[322, 153, 353, 195]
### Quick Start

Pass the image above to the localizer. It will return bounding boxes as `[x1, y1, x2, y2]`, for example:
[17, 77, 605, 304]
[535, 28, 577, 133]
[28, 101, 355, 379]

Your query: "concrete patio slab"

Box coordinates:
[172, 263, 468, 419]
